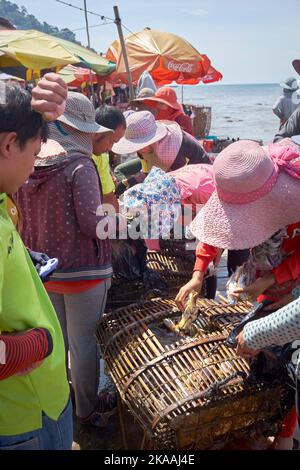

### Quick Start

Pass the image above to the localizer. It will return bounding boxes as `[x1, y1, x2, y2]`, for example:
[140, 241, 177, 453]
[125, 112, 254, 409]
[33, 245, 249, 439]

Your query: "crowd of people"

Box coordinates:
[1, 59, 300, 451]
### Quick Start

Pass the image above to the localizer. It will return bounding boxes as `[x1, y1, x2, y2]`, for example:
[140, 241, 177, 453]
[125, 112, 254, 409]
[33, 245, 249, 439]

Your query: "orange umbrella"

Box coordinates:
[106, 28, 212, 85]
[173, 64, 223, 86]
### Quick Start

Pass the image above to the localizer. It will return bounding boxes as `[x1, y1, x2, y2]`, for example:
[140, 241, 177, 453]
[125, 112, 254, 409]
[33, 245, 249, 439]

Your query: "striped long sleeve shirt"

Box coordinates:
[0, 328, 52, 380]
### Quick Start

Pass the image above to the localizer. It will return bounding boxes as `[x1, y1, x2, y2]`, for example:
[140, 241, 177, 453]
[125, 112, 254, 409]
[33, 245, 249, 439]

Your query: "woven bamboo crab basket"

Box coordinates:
[96, 297, 293, 449]
[106, 239, 198, 310]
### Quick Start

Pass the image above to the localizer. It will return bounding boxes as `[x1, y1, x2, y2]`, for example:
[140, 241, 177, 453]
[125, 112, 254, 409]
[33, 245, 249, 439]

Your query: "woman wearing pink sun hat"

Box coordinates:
[176, 139, 300, 310]
[175, 139, 300, 449]
[189, 139, 300, 249]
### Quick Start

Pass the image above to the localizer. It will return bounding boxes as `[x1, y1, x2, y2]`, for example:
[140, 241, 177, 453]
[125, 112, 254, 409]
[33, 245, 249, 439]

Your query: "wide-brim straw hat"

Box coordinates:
[189, 140, 300, 250]
[35, 139, 67, 166]
[130, 87, 156, 103]
[112, 110, 168, 154]
[292, 135, 300, 145]
[56, 91, 113, 134]
[279, 76, 299, 91]
[141, 86, 182, 112]
[292, 60, 300, 76]
[37, 139, 66, 158]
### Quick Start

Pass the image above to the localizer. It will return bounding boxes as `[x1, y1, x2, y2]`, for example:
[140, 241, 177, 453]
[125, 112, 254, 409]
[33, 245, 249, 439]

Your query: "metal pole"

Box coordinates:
[113, 5, 135, 101]
[83, 0, 95, 102]
[83, 0, 91, 47]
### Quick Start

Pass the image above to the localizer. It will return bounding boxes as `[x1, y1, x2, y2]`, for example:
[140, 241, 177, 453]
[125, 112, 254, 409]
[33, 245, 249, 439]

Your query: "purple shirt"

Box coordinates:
[17, 156, 112, 282]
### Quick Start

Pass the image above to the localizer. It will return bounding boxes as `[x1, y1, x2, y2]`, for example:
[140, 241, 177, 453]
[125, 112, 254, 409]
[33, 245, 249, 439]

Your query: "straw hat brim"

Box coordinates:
[292, 60, 300, 76]
[56, 113, 113, 134]
[280, 81, 299, 91]
[189, 171, 300, 250]
[141, 96, 182, 111]
[292, 135, 300, 145]
[112, 121, 168, 154]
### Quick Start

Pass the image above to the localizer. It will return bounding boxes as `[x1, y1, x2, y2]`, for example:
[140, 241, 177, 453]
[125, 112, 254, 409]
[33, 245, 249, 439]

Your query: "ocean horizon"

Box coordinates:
[174, 82, 287, 143]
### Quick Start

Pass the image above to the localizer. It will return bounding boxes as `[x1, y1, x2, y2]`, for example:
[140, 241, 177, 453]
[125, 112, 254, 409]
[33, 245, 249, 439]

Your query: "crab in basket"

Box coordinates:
[164, 290, 199, 333]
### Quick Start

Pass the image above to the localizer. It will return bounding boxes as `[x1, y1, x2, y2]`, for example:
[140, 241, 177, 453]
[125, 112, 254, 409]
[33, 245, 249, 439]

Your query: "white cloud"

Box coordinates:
[181, 8, 208, 16]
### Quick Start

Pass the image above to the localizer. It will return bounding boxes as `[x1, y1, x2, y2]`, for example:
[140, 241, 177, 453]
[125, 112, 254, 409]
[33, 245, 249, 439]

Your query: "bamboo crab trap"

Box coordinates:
[96, 297, 293, 450]
[106, 239, 196, 310]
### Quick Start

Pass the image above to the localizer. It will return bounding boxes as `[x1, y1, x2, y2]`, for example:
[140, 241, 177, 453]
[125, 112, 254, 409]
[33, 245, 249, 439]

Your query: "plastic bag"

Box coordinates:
[248, 344, 294, 384]
[111, 239, 147, 281]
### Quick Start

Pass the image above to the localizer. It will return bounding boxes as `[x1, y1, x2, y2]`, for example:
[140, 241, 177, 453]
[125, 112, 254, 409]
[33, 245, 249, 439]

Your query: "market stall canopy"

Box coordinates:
[105, 28, 212, 85]
[58, 64, 99, 86]
[0, 29, 116, 75]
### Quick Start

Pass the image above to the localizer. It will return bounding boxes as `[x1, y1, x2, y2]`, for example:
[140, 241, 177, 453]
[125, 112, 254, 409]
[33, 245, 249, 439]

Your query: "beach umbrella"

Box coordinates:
[105, 28, 212, 85]
[174, 63, 223, 86]
[58, 64, 100, 87]
[0, 29, 115, 75]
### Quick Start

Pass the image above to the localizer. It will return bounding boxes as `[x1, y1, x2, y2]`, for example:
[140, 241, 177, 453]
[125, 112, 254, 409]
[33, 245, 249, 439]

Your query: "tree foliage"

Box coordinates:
[0, 0, 80, 43]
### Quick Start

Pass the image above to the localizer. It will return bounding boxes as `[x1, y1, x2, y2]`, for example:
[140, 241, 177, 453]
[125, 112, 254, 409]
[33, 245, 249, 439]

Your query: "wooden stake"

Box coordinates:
[113, 5, 135, 100]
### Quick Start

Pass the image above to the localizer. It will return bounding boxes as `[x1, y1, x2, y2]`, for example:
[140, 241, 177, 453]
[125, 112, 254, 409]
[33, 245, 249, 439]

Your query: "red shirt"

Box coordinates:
[194, 222, 300, 301]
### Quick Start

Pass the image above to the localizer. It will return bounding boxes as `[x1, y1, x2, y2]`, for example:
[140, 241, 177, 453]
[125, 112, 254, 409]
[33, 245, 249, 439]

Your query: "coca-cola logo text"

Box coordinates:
[167, 61, 194, 73]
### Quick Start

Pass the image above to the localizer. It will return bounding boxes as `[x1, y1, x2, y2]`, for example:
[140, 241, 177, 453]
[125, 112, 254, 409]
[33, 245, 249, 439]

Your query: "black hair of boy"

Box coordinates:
[0, 85, 48, 148]
[95, 105, 126, 131]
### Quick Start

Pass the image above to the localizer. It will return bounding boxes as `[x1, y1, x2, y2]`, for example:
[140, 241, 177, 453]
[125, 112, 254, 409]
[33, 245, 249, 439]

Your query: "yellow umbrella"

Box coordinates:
[54, 36, 115, 75]
[0, 29, 115, 75]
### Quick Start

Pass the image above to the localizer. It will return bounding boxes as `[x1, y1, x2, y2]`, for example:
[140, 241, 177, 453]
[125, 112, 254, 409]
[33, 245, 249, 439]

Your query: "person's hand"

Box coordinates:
[232, 273, 275, 302]
[31, 73, 68, 122]
[115, 179, 129, 197]
[263, 293, 294, 311]
[175, 271, 204, 312]
[27, 249, 50, 271]
[236, 331, 258, 358]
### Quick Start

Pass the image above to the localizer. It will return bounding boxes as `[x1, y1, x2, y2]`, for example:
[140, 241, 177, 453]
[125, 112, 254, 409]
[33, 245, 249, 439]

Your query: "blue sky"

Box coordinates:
[8, 0, 300, 84]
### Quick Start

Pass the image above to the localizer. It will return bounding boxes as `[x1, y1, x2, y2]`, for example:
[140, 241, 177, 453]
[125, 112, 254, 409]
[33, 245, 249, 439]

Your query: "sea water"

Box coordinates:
[176, 83, 285, 144]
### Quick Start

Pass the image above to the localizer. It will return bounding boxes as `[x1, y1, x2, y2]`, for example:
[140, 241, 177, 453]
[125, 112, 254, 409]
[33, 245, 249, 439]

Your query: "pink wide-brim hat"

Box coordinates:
[189, 140, 300, 250]
[112, 110, 168, 154]
[292, 59, 300, 76]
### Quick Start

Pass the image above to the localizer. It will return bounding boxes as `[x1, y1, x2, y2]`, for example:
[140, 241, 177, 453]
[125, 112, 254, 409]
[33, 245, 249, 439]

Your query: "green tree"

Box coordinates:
[0, 0, 80, 43]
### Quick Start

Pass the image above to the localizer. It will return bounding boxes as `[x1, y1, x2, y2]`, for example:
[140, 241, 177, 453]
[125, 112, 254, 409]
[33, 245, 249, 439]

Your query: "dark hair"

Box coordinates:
[95, 105, 126, 131]
[0, 84, 48, 148]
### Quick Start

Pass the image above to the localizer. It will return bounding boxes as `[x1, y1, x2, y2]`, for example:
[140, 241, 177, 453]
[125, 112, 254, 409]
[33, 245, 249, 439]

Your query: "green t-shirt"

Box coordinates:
[92, 153, 115, 195]
[0, 194, 69, 436]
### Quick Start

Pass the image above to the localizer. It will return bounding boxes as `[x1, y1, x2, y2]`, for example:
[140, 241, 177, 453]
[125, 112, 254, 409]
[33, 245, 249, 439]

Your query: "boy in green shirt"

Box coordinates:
[92, 106, 126, 215]
[0, 75, 72, 449]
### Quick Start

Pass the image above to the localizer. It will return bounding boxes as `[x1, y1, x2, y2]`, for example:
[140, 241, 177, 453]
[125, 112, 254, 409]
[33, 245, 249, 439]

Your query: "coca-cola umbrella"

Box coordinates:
[158, 57, 222, 86]
[105, 28, 212, 86]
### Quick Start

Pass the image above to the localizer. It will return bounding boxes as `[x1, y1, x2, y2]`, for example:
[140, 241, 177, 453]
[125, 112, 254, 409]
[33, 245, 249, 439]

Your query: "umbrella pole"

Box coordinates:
[83, 0, 95, 102]
[181, 85, 184, 104]
[113, 5, 135, 101]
